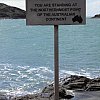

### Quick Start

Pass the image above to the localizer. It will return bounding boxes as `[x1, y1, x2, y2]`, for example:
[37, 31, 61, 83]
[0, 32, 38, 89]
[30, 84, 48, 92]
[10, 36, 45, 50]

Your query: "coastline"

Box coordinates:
[92, 14, 100, 18]
[0, 3, 100, 100]
[1, 75, 100, 100]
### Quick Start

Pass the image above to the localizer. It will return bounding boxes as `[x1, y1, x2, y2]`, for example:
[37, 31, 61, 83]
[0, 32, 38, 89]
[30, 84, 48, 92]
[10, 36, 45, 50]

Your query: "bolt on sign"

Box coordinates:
[26, 0, 86, 25]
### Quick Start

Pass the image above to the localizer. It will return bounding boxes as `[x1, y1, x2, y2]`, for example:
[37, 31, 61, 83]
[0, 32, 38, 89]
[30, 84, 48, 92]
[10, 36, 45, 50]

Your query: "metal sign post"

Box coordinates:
[26, 0, 86, 100]
[54, 25, 59, 100]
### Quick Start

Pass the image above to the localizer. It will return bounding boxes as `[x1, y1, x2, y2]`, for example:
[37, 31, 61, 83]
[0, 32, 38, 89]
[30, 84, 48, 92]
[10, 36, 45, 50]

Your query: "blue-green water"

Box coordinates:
[0, 18, 100, 95]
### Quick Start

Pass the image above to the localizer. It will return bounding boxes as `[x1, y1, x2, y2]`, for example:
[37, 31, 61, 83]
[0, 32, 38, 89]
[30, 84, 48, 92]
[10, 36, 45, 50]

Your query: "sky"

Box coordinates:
[0, 0, 100, 17]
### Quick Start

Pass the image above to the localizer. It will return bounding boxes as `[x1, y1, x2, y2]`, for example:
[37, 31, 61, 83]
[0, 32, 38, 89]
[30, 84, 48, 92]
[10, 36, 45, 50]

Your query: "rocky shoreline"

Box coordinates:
[1, 75, 100, 100]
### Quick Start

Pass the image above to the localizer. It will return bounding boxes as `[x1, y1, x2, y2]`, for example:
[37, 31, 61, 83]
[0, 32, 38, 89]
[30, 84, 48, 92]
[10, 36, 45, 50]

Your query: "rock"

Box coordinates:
[59, 88, 66, 98]
[0, 3, 26, 19]
[65, 82, 86, 90]
[86, 78, 100, 91]
[11, 94, 39, 100]
[62, 75, 90, 91]
[86, 83, 100, 91]
[62, 75, 100, 91]
[42, 75, 100, 93]
[59, 88, 74, 99]
[42, 84, 54, 93]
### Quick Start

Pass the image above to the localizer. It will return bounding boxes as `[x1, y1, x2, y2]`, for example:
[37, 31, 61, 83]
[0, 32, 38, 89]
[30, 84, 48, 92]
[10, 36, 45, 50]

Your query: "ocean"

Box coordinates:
[0, 18, 100, 96]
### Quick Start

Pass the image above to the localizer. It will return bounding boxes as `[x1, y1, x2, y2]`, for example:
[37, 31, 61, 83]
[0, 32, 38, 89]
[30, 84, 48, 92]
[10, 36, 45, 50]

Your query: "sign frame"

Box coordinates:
[26, 0, 86, 25]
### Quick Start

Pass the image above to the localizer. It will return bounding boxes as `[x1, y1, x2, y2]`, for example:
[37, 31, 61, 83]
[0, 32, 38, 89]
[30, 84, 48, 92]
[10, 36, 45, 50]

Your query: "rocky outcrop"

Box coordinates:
[61, 75, 90, 91]
[42, 75, 100, 93]
[92, 14, 100, 18]
[2, 75, 100, 100]
[0, 3, 26, 19]
[39, 75, 100, 99]
[61, 75, 100, 91]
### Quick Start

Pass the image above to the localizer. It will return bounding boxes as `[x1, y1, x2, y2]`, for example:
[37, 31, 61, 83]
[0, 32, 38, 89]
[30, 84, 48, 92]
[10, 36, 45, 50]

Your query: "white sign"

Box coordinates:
[26, 0, 86, 25]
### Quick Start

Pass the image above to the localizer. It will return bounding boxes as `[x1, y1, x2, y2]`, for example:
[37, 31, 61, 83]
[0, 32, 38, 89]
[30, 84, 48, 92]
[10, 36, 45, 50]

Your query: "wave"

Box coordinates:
[0, 63, 100, 97]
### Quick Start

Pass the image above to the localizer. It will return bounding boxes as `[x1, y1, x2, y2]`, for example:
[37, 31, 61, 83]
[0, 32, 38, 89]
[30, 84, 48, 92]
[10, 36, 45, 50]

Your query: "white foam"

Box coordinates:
[26, 66, 53, 74]
[60, 70, 91, 78]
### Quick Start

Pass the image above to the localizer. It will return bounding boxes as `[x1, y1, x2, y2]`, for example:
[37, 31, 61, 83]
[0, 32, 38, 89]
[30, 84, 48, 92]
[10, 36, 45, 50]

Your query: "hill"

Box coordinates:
[0, 3, 26, 19]
[92, 14, 100, 18]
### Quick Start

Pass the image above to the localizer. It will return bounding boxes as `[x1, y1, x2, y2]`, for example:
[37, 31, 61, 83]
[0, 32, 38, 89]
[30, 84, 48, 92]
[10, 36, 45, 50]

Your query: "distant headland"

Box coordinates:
[0, 3, 26, 19]
[92, 14, 100, 18]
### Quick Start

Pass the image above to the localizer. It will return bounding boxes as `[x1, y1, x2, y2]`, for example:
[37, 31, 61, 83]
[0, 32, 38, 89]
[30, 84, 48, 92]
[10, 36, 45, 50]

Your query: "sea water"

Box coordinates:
[0, 18, 100, 95]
